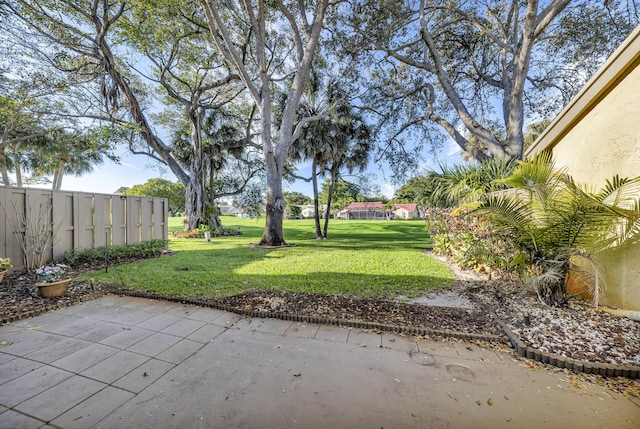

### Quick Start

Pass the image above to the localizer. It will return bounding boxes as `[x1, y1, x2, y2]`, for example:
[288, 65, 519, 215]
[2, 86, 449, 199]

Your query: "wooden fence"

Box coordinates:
[0, 186, 168, 270]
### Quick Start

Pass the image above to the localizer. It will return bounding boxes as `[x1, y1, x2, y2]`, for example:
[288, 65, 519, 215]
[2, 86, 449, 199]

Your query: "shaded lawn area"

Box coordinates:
[82, 217, 453, 299]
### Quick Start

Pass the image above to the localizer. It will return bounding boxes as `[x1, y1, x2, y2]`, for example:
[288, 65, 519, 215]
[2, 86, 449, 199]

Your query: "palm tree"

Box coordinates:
[288, 76, 372, 238]
[287, 72, 335, 239]
[425, 158, 517, 208]
[29, 128, 118, 190]
[463, 152, 640, 306]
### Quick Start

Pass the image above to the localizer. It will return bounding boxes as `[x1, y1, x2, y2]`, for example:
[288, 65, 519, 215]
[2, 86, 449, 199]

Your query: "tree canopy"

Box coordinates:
[125, 179, 186, 214]
[2, 0, 638, 243]
[334, 0, 639, 176]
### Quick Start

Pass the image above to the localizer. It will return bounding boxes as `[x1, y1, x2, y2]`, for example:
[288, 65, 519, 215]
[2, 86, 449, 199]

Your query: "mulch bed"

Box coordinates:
[1, 262, 639, 398]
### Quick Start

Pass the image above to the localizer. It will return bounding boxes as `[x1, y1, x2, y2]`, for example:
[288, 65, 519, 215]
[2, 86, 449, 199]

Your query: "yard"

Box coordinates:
[81, 217, 453, 299]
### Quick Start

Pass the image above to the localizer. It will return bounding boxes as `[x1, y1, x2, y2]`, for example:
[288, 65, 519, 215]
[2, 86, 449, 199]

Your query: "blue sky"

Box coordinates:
[58, 138, 463, 198]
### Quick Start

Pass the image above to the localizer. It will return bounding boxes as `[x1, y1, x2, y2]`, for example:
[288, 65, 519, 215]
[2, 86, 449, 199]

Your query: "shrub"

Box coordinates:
[64, 239, 168, 268]
[425, 208, 519, 276]
[171, 226, 243, 239]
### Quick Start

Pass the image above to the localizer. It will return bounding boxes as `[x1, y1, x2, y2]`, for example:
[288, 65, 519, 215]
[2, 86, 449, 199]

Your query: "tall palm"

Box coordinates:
[289, 76, 371, 238]
[463, 152, 640, 306]
[288, 75, 329, 238]
[30, 129, 118, 190]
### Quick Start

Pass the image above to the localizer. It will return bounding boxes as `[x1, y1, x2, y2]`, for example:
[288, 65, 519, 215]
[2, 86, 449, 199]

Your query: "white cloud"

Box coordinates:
[381, 183, 395, 198]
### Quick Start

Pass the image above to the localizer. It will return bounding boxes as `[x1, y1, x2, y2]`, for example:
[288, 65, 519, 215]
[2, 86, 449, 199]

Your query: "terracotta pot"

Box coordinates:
[0, 270, 6, 284]
[565, 269, 594, 301]
[36, 278, 71, 298]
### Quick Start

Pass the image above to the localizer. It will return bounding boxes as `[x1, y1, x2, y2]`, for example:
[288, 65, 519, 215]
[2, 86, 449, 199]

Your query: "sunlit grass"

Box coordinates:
[82, 217, 453, 299]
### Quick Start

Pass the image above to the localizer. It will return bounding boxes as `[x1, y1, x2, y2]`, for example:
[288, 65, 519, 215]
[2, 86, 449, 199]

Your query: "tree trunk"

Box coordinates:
[184, 108, 209, 231]
[311, 159, 323, 239]
[259, 153, 286, 246]
[0, 146, 10, 186]
[53, 156, 67, 190]
[322, 165, 338, 238]
[14, 160, 22, 187]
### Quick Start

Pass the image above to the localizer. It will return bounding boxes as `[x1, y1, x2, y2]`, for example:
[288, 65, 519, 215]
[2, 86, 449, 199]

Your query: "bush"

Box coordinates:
[64, 239, 168, 268]
[425, 208, 518, 276]
[171, 226, 242, 239]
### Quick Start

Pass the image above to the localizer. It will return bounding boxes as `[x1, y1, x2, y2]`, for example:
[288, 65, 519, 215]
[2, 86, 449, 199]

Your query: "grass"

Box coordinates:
[81, 216, 454, 299]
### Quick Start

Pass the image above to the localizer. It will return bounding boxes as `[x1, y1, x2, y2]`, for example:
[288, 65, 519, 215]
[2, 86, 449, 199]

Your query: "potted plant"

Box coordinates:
[0, 258, 11, 283]
[35, 263, 70, 298]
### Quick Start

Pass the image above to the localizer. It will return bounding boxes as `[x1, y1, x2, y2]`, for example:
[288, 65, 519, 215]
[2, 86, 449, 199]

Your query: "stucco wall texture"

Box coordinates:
[533, 43, 640, 310]
[551, 66, 640, 190]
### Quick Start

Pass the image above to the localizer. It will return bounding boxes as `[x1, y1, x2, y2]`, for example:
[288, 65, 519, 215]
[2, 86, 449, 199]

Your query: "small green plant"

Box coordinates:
[0, 258, 11, 271]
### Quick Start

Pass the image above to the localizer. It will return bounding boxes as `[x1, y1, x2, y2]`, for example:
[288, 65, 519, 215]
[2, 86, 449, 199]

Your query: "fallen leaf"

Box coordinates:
[359, 343, 367, 348]
[122, 326, 131, 330]
[487, 398, 493, 406]
[475, 400, 481, 406]
[293, 372, 301, 377]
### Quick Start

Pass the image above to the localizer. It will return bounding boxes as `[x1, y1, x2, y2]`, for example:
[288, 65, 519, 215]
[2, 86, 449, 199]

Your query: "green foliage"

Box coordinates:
[424, 158, 517, 208]
[171, 224, 241, 239]
[64, 240, 168, 268]
[283, 191, 312, 205]
[286, 204, 302, 219]
[320, 179, 362, 210]
[426, 208, 519, 276]
[394, 176, 433, 205]
[126, 179, 186, 214]
[463, 152, 640, 306]
[80, 218, 453, 299]
[0, 258, 11, 271]
[523, 119, 551, 153]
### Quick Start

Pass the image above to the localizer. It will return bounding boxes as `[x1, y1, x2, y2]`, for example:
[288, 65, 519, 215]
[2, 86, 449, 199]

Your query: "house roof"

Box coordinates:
[394, 203, 417, 211]
[342, 202, 384, 211]
[219, 206, 239, 215]
[341, 202, 419, 212]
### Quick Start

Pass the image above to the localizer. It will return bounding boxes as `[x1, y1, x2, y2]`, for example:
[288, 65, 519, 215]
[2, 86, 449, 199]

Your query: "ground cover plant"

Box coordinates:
[79, 218, 453, 299]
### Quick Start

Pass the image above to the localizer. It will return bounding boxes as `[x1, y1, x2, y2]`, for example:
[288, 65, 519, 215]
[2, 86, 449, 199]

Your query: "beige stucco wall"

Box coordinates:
[547, 64, 640, 310]
[527, 27, 640, 310]
[550, 66, 640, 189]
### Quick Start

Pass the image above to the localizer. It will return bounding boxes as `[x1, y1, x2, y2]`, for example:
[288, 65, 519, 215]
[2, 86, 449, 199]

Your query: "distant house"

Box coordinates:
[338, 202, 421, 220]
[393, 203, 419, 219]
[300, 204, 326, 218]
[113, 187, 128, 195]
[338, 202, 384, 220]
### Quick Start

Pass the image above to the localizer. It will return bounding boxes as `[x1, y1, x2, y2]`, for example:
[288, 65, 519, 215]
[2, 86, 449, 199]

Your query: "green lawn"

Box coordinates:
[83, 217, 453, 299]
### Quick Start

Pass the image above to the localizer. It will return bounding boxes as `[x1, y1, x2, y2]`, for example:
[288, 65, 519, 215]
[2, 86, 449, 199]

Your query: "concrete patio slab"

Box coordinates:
[185, 323, 228, 344]
[0, 295, 637, 429]
[50, 386, 134, 429]
[314, 324, 350, 343]
[79, 351, 149, 384]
